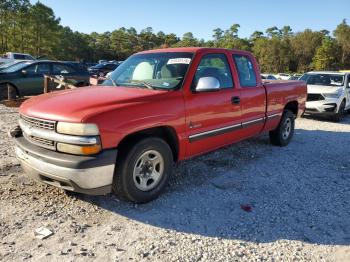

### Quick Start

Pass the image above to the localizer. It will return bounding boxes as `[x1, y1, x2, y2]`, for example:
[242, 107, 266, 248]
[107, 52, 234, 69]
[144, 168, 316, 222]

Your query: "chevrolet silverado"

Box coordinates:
[10, 48, 307, 203]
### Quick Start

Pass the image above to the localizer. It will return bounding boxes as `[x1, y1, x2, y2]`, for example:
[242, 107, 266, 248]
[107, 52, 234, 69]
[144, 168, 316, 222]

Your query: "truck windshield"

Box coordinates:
[102, 52, 193, 90]
[300, 73, 344, 87]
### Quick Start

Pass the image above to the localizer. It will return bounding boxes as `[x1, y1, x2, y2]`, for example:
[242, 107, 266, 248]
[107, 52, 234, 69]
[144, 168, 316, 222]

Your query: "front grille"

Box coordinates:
[23, 132, 55, 150]
[30, 136, 54, 147]
[20, 115, 56, 130]
[20, 114, 56, 150]
[307, 94, 325, 102]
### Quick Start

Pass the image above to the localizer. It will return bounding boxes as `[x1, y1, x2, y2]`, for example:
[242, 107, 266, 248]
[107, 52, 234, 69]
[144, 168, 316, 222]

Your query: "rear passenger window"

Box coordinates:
[193, 54, 233, 89]
[233, 55, 257, 87]
[53, 64, 75, 74]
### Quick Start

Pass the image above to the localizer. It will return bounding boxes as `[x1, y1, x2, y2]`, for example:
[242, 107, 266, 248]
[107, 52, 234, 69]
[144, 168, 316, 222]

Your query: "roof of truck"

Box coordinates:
[137, 47, 250, 54]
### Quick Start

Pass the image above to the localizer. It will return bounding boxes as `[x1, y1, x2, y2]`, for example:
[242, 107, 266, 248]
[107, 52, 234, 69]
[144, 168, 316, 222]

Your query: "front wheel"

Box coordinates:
[112, 137, 173, 203]
[269, 110, 295, 146]
[333, 100, 346, 122]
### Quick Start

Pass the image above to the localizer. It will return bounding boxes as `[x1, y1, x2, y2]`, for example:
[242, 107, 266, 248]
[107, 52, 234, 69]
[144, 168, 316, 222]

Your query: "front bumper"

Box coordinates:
[13, 135, 117, 195]
[305, 99, 339, 115]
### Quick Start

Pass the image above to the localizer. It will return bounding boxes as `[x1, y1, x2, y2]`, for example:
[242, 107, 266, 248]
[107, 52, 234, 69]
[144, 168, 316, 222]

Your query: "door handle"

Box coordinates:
[231, 96, 240, 104]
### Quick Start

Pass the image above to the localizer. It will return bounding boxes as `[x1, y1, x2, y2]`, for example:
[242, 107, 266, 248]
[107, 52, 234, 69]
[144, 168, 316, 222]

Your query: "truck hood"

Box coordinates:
[19, 86, 168, 122]
[307, 85, 343, 94]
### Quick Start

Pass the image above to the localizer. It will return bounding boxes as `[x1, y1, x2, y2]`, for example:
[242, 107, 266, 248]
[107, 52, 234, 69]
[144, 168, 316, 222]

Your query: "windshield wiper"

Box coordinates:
[139, 81, 154, 90]
[127, 80, 155, 90]
[106, 75, 117, 86]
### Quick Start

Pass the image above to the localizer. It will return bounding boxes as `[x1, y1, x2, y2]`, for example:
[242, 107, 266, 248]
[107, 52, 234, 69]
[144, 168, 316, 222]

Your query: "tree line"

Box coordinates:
[1, 0, 350, 73]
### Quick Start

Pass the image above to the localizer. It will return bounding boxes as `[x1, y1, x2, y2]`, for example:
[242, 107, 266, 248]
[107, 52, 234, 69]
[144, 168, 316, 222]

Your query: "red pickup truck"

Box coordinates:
[10, 48, 306, 203]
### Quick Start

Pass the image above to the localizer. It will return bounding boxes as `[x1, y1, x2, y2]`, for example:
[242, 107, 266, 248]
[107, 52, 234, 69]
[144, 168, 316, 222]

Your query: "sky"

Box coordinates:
[31, 0, 350, 39]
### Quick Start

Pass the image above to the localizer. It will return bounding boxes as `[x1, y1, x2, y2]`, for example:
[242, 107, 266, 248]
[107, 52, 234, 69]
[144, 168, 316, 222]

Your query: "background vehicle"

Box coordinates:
[0, 52, 35, 65]
[301, 71, 350, 121]
[275, 73, 291, 80]
[261, 74, 277, 80]
[289, 74, 302, 80]
[0, 60, 90, 99]
[12, 47, 306, 203]
[86, 62, 98, 68]
[0, 60, 26, 71]
[88, 62, 120, 76]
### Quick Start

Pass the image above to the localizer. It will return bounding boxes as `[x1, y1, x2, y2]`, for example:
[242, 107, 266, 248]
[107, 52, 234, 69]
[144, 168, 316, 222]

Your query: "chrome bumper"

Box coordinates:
[13, 135, 117, 195]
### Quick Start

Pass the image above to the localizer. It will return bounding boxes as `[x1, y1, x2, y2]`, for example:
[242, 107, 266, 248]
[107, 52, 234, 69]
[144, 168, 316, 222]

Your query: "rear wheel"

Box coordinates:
[112, 137, 173, 203]
[269, 110, 295, 146]
[333, 100, 346, 122]
[0, 83, 17, 101]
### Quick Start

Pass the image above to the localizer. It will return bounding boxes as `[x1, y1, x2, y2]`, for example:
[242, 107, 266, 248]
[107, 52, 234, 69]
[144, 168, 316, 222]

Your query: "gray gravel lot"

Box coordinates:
[0, 104, 349, 261]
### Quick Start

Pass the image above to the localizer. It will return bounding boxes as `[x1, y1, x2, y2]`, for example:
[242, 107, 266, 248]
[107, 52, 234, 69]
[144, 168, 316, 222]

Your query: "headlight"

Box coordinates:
[57, 143, 101, 155]
[56, 122, 99, 136]
[322, 90, 343, 99]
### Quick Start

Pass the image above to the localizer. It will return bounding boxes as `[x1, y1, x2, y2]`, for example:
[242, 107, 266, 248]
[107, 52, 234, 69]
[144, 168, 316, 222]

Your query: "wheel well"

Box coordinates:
[117, 126, 179, 162]
[284, 101, 298, 116]
[0, 82, 19, 97]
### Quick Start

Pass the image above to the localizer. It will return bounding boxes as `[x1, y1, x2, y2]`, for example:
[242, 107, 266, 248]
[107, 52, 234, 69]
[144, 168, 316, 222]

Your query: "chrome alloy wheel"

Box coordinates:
[282, 118, 292, 140]
[133, 150, 164, 191]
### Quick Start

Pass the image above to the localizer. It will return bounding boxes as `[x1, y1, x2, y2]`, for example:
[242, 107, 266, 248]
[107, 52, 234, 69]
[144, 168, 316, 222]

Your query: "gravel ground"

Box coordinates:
[0, 104, 349, 262]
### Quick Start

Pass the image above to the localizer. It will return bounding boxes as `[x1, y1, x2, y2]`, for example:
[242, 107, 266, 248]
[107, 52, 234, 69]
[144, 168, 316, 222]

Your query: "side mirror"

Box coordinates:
[21, 70, 27, 76]
[348, 83, 350, 88]
[195, 77, 220, 92]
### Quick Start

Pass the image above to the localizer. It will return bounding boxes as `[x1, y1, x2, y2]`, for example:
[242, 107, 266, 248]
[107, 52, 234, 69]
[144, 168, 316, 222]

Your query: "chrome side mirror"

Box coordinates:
[195, 77, 220, 92]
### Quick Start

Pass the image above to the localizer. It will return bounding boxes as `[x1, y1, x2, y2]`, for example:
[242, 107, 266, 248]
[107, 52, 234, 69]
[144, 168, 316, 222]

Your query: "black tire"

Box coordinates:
[112, 137, 173, 203]
[269, 110, 295, 146]
[0, 83, 17, 101]
[333, 100, 346, 122]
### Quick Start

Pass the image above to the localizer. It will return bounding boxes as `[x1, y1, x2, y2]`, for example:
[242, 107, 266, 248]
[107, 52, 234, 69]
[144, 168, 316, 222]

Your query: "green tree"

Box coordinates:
[290, 29, 324, 71]
[313, 37, 341, 70]
[266, 26, 280, 38]
[250, 31, 264, 42]
[28, 2, 60, 57]
[174, 32, 200, 47]
[253, 37, 292, 73]
[334, 19, 350, 68]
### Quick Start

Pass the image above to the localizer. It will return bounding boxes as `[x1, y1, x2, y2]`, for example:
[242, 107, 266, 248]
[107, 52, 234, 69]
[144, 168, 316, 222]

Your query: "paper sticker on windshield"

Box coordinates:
[167, 58, 191, 65]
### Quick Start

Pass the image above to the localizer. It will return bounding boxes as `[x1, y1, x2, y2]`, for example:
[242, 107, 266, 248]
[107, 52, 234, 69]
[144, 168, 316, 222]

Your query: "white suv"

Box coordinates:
[301, 71, 350, 121]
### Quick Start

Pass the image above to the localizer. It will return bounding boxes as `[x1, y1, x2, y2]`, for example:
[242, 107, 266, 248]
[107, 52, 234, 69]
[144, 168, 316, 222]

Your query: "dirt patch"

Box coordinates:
[0, 98, 28, 108]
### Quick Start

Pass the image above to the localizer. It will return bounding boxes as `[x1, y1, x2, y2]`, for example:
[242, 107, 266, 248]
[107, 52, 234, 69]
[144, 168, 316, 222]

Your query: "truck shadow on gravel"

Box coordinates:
[78, 128, 350, 245]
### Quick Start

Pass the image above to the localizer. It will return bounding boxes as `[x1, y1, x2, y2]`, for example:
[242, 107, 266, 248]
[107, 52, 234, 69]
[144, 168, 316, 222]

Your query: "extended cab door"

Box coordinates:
[232, 53, 266, 138]
[184, 52, 243, 156]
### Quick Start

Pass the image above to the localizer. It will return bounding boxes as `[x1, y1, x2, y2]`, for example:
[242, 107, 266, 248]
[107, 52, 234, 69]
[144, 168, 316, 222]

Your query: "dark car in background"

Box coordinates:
[88, 62, 120, 76]
[0, 60, 90, 99]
